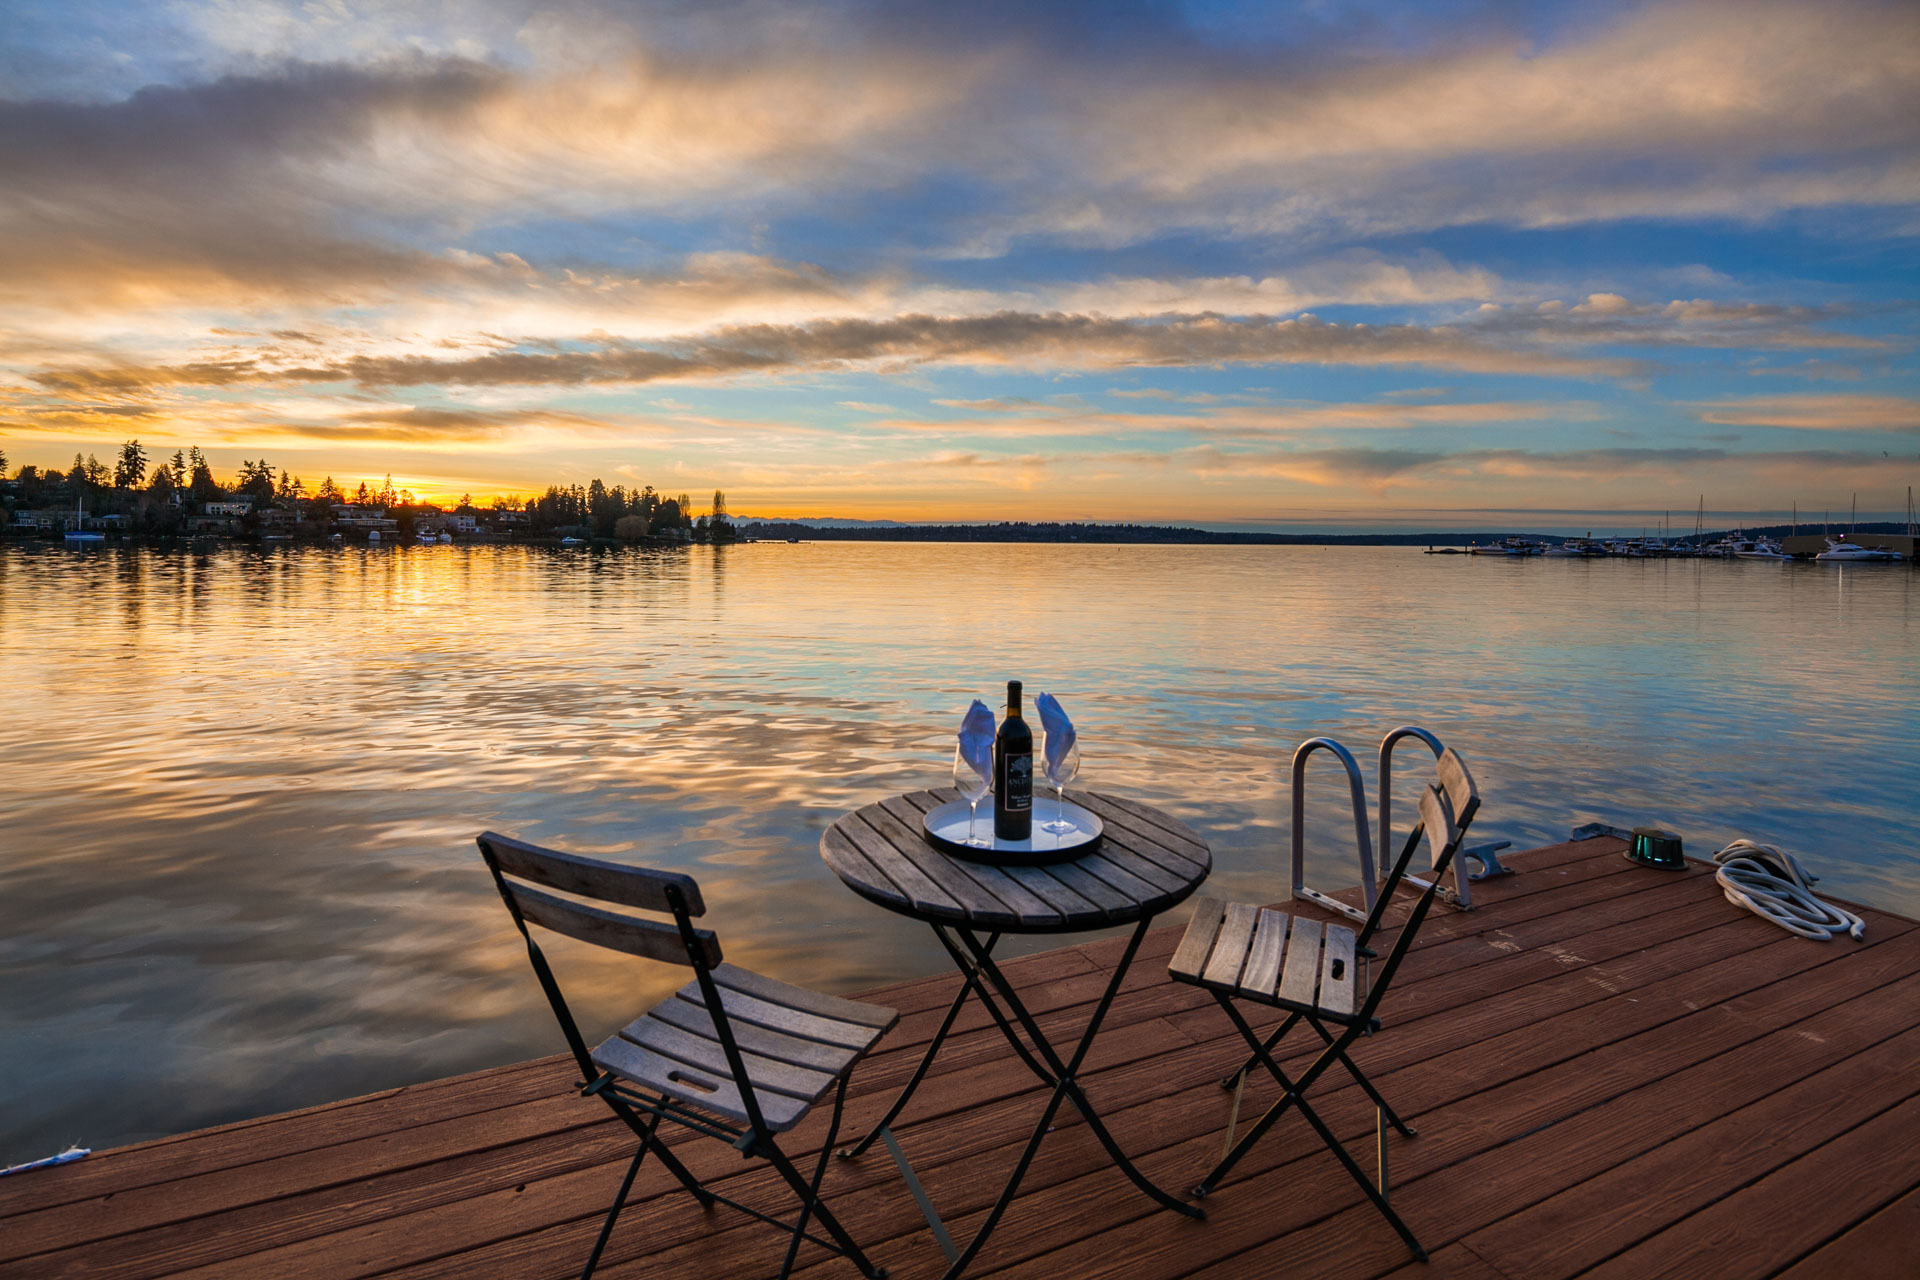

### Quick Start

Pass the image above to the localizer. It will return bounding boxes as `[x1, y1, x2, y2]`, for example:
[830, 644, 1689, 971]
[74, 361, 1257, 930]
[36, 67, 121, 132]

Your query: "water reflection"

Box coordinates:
[0, 543, 1915, 1160]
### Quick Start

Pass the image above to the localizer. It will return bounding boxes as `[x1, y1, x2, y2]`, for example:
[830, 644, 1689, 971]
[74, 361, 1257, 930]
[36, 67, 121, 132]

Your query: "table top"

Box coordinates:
[821, 789, 1212, 934]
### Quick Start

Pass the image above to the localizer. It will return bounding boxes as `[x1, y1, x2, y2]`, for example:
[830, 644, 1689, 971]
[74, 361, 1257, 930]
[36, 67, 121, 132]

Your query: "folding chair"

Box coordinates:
[1168, 749, 1481, 1260]
[478, 832, 896, 1280]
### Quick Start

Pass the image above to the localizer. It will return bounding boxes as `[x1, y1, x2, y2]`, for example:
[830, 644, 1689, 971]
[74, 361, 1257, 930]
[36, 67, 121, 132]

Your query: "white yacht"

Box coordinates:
[1814, 537, 1902, 563]
[1735, 537, 1793, 561]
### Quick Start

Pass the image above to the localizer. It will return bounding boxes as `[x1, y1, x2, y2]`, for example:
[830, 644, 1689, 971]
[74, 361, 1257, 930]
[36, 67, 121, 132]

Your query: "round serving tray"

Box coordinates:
[921, 796, 1103, 866]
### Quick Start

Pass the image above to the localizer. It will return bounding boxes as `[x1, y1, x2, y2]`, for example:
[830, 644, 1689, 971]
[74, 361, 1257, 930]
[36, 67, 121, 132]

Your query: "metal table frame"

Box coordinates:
[838, 914, 1205, 1278]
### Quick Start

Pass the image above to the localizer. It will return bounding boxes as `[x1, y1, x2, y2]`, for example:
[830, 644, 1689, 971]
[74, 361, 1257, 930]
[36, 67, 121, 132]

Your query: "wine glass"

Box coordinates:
[1041, 737, 1080, 837]
[952, 746, 991, 847]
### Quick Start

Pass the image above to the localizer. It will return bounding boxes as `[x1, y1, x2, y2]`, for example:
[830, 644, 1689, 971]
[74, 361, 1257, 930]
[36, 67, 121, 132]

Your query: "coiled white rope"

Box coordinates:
[1712, 840, 1866, 942]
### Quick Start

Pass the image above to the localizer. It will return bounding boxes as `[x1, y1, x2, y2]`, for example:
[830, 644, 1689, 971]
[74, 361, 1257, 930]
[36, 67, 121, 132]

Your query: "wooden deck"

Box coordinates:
[5, 835, 1919, 1279]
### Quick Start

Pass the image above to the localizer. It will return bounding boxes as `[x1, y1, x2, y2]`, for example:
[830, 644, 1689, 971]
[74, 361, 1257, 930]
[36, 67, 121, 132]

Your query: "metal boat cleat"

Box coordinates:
[1460, 840, 1514, 882]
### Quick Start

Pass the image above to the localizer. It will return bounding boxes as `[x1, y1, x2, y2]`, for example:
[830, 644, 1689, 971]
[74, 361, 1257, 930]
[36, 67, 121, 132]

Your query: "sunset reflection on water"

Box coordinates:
[1, 541, 1915, 1160]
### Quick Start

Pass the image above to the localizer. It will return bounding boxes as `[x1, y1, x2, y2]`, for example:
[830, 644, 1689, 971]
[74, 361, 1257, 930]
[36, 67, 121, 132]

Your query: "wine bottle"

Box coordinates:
[994, 680, 1033, 841]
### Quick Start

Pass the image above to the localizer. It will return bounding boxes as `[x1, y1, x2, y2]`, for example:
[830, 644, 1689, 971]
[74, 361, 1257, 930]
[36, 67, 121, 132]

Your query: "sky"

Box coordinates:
[1, 0, 1916, 530]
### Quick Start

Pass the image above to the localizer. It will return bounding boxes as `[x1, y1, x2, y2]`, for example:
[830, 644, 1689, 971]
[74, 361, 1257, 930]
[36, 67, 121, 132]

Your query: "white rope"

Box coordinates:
[1711, 840, 1866, 942]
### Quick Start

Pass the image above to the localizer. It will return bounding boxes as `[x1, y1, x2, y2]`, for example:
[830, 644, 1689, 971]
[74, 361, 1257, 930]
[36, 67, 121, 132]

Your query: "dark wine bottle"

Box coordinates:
[993, 680, 1033, 841]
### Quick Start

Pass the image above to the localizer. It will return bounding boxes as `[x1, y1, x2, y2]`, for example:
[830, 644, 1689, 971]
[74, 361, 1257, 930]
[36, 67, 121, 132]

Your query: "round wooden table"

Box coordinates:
[821, 788, 1213, 1278]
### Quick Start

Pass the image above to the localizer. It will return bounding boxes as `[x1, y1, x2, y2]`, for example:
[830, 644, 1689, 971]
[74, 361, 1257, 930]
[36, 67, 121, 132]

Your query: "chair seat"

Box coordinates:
[1170, 897, 1363, 1023]
[592, 963, 898, 1133]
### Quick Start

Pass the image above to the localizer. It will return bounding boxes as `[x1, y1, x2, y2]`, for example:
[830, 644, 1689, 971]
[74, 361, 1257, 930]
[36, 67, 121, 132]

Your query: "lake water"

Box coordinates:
[2, 541, 1916, 1163]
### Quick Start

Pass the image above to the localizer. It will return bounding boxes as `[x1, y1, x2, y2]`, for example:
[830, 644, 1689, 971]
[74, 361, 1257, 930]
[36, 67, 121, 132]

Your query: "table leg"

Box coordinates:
[839, 927, 1051, 1159]
[955, 921, 1205, 1221]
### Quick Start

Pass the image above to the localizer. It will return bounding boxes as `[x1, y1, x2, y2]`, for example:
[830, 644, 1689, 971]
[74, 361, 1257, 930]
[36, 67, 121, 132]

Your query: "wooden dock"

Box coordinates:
[4, 834, 1918, 1279]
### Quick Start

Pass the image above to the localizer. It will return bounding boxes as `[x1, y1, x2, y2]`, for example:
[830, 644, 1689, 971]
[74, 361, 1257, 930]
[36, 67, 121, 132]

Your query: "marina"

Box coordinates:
[3, 833, 1916, 1278]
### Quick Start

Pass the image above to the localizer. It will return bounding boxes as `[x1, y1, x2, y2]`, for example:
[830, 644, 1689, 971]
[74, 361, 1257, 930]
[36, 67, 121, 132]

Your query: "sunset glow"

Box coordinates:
[3, 0, 1917, 527]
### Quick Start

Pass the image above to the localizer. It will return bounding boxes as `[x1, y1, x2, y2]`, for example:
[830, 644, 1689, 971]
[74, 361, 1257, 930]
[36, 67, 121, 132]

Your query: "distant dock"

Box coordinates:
[4, 835, 1916, 1278]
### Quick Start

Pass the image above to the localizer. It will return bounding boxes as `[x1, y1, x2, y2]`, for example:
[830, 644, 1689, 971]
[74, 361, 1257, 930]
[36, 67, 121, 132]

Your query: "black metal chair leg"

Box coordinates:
[765, 1128, 890, 1280]
[579, 1143, 649, 1280]
[1335, 1048, 1416, 1137]
[1222, 1012, 1301, 1089]
[1304, 1016, 1415, 1137]
[779, 1077, 859, 1280]
[1289, 1091, 1427, 1260]
[1194, 996, 1317, 1195]
[606, 1095, 715, 1207]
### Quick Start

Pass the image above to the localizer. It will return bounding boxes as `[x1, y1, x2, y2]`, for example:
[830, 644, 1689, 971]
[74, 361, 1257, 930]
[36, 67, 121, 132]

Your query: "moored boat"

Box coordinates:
[1814, 537, 1902, 563]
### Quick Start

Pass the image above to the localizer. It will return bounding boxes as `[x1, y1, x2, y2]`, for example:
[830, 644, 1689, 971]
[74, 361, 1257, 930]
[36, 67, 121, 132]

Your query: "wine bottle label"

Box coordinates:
[1004, 752, 1032, 810]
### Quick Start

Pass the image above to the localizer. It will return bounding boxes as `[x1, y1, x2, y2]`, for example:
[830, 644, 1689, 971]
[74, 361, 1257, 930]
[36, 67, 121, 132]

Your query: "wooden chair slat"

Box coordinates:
[644, 998, 860, 1075]
[1437, 748, 1480, 829]
[1239, 908, 1290, 999]
[1276, 917, 1324, 1007]
[618, 1017, 839, 1103]
[1419, 783, 1458, 855]
[1319, 923, 1358, 1017]
[711, 963, 898, 1031]
[508, 883, 720, 968]
[589, 1036, 810, 1133]
[1169, 897, 1226, 982]
[1202, 902, 1261, 989]
[478, 832, 703, 916]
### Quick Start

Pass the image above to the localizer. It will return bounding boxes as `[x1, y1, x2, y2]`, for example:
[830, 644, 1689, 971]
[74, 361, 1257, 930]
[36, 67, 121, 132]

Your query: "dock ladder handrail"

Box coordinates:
[1378, 725, 1469, 909]
[1290, 737, 1378, 925]
[1294, 726, 1508, 920]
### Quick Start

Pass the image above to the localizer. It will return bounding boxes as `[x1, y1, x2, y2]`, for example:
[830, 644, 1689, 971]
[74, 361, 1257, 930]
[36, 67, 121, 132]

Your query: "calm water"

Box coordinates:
[2, 542, 1916, 1162]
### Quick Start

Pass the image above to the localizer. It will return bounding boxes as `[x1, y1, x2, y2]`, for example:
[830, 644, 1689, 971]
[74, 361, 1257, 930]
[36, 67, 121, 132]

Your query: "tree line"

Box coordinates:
[0, 440, 735, 540]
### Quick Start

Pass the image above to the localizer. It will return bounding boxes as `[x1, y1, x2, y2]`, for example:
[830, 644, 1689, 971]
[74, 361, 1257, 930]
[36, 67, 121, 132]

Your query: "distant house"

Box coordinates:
[446, 512, 478, 533]
[202, 500, 253, 518]
[329, 503, 398, 537]
[9, 508, 61, 532]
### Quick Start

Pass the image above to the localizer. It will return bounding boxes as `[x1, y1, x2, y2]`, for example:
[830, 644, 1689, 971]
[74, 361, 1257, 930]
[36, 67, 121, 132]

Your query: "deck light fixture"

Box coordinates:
[1627, 827, 1686, 871]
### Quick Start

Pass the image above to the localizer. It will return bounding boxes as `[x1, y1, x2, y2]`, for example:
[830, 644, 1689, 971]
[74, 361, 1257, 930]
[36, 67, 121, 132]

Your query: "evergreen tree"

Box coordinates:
[188, 457, 222, 502]
[114, 440, 148, 489]
[170, 451, 187, 487]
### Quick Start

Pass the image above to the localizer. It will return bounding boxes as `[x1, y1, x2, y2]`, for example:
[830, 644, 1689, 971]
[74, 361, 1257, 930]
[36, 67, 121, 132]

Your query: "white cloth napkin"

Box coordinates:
[957, 699, 995, 786]
[1036, 692, 1075, 780]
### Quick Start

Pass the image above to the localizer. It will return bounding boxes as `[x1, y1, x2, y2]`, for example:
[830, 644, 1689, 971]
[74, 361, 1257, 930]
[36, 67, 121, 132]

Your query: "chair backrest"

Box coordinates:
[1436, 747, 1481, 833]
[478, 831, 721, 968]
[478, 832, 734, 1097]
[1357, 748, 1481, 947]
[1356, 783, 1466, 1025]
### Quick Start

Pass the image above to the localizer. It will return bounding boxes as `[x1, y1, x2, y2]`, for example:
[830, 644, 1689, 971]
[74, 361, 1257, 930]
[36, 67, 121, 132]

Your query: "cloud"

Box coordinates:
[1690, 394, 1920, 430]
[26, 311, 1633, 397]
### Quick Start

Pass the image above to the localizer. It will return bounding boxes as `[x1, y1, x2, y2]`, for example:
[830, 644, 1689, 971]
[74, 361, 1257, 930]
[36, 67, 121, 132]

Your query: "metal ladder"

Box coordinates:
[1291, 726, 1512, 923]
